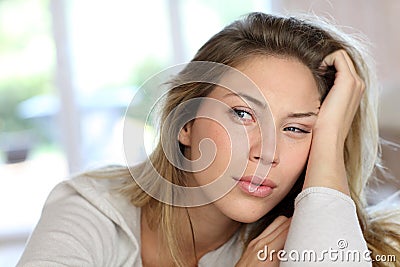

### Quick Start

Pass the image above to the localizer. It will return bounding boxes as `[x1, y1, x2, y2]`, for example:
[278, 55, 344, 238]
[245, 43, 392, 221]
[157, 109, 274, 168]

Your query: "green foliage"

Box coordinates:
[0, 0, 51, 53]
[0, 0, 53, 134]
[0, 74, 53, 132]
[126, 56, 167, 121]
[130, 56, 166, 87]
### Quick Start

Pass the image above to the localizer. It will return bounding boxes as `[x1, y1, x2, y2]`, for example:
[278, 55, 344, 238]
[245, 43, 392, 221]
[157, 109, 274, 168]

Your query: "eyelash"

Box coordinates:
[229, 107, 311, 134]
[230, 107, 255, 123]
[283, 126, 310, 134]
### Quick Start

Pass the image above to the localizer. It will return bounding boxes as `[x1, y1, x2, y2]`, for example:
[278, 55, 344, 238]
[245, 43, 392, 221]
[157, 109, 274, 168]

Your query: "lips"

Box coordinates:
[233, 175, 276, 198]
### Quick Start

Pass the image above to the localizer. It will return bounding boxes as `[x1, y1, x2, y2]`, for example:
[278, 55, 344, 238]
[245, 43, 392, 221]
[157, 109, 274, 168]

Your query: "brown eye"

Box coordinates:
[283, 127, 310, 133]
[231, 108, 255, 123]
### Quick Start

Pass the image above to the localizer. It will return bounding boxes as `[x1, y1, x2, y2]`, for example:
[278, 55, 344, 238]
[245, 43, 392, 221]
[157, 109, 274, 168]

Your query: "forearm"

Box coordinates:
[302, 49, 365, 196]
[282, 187, 371, 266]
[303, 130, 350, 195]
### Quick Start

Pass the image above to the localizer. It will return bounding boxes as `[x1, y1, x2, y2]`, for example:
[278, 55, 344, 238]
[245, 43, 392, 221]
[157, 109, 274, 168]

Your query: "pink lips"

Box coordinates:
[234, 176, 276, 198]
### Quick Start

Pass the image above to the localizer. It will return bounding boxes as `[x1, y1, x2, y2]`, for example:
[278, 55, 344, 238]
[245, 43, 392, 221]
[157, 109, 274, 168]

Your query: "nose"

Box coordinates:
[249, 126, 279, 167]
[251, 152, 280, 167]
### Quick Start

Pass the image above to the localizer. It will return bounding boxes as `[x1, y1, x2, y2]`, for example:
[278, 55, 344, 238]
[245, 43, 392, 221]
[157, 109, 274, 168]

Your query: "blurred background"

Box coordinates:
[0, 0, 399, 265]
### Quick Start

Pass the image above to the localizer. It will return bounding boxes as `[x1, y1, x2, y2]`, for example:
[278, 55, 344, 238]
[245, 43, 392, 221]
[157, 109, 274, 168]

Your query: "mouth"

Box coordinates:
[233, 176, 276, 198]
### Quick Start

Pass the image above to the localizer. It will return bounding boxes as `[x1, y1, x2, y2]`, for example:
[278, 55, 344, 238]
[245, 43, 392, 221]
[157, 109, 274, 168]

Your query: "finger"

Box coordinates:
[339, 51, 366, 93]
[268, 227, 289, 251]
[322, 50, 355, 78]
[256, 229, 289, 267]
[322, 50, 365, 105]
[253, 216, 289, 243]
[340, 50, 358, 76]
[262, 228, 290, 264]
[258, 218, 291, 244]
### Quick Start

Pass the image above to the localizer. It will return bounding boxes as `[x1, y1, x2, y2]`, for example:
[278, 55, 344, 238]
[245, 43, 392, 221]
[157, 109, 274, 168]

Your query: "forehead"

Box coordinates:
[214, 56, 320, 113]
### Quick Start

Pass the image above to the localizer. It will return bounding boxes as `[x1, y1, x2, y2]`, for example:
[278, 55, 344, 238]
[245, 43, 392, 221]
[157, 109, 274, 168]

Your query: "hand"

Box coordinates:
[315, 50, 365, 142]
[303, 50, 365, 194]
[235, 216, 291, 267]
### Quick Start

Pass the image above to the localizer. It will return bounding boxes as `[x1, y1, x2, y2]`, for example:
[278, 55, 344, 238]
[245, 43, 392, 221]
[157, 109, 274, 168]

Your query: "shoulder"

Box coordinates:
[52, 173, 141, 233]
[18, 173, 142, 266]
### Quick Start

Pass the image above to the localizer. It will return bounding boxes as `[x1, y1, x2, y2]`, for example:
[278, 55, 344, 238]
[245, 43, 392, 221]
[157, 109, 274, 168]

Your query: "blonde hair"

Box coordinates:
[90, 12, 400, 266]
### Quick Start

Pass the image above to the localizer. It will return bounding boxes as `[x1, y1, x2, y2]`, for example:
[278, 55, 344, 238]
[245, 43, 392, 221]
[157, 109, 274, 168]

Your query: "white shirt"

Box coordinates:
[17, 175, 371, 266]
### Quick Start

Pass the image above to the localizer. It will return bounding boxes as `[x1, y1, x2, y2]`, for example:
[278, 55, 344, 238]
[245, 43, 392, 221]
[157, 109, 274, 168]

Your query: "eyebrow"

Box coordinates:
[286, 111, 319, 118]
[223, 92, 267, 109]
[224, 92, 320, 118]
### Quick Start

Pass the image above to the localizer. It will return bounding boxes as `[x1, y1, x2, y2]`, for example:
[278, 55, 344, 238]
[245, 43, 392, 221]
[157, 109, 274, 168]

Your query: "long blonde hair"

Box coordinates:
[90, 12, 400, 266]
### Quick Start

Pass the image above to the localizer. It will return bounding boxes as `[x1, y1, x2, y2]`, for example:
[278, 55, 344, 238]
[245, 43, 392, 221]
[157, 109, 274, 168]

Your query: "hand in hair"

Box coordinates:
[303, 49, 366, 195]
[235, 216, 291, 267]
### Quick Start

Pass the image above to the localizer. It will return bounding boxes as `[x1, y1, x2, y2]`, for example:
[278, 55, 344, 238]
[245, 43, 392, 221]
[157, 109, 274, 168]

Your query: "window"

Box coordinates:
[1, 1, 270, 265]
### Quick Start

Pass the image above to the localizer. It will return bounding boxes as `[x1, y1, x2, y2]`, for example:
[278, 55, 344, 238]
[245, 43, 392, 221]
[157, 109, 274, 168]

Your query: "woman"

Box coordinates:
[18, 12, 399, 266]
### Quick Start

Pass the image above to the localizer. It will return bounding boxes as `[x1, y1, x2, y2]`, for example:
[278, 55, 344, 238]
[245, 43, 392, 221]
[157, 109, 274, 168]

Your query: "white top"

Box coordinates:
[17, 175, 371, 266]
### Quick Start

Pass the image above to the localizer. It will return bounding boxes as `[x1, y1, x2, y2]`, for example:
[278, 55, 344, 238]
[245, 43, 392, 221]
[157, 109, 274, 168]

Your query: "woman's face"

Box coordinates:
[178, 56, 321, 223]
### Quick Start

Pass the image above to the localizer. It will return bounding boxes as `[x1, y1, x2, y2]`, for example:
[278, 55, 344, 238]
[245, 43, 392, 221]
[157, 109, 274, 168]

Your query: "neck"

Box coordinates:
[141, 203, 242, 266]
[186, 203, 242, 259]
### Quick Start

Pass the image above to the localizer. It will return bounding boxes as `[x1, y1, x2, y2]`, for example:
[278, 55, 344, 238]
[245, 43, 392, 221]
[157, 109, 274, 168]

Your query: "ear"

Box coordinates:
[178, 121, 193, 146]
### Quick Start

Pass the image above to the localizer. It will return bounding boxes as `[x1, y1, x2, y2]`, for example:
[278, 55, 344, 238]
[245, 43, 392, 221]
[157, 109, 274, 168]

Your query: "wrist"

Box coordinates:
[303, 131, 350, 195]
[312, 126, 346, 148]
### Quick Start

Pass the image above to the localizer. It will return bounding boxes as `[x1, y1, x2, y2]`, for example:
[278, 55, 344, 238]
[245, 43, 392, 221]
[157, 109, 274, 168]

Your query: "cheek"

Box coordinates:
[190, 119, 232, 180]
[280, 138, 312, 181]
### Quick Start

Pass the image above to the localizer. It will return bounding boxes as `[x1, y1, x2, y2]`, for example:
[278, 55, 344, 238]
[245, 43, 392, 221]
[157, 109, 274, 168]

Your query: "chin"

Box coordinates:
[212, 187, 282, 224]
[219, 198, 275, 224]
[231, 208, 271, 223]
[232, 214, 265, 224]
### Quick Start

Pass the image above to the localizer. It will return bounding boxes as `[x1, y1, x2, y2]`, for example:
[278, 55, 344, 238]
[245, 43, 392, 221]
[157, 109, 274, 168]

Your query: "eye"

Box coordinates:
[231, 107, 255, 123]
[283, 126, 310, 134]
